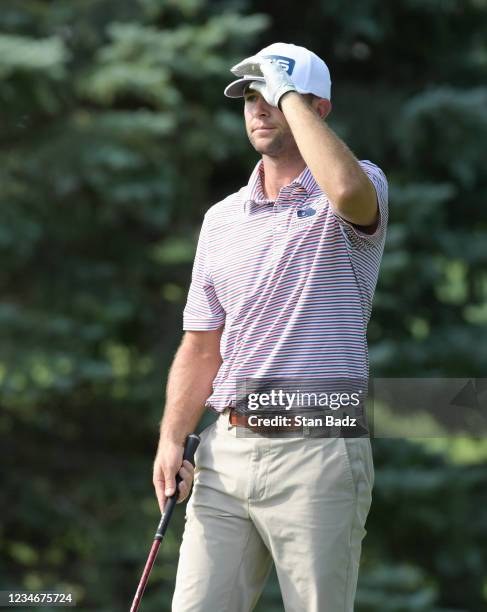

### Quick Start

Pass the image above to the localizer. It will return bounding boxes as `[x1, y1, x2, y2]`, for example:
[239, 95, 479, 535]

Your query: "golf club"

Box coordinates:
[130, 433, 200, 612]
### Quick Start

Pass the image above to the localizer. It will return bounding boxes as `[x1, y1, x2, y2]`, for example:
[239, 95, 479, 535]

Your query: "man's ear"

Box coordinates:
[315, 98, 332, 119]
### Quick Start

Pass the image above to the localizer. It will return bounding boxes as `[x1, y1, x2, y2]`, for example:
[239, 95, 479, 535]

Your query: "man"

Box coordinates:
[153, 42, 388, 611]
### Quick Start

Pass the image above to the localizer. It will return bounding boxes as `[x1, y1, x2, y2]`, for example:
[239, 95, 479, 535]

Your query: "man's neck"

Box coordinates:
[261, 154, 306, 201]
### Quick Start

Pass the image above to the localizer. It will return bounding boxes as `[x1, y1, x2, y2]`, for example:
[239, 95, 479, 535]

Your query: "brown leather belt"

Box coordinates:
[228, 407, 304, 433]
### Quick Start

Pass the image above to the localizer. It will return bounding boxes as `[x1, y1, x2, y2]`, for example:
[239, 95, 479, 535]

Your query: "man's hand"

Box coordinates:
[231, 57, 264, 77]
[248, 60, 297, 109]
[153, 438, 195, 513]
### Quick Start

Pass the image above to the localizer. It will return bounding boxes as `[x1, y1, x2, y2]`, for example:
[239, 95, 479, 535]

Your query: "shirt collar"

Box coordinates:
[246, 160, 269, 205]
[243, 160, 321, 214]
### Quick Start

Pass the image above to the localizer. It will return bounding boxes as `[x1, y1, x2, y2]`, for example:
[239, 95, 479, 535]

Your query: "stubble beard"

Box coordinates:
[249, 130, 294, 158]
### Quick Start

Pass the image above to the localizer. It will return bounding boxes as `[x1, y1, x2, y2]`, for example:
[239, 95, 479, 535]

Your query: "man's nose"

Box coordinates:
[253, 95, 271, 116]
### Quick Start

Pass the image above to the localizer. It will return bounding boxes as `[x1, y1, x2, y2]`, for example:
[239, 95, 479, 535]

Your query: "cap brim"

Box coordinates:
[224, 76, 265, 98]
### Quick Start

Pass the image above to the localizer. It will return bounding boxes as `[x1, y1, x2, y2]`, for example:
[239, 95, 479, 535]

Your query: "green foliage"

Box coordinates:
[363, 440, 487, 610]
[1, 0, 486, 610]
[0, 33, 67, 77]
[358, 565, 439, 611]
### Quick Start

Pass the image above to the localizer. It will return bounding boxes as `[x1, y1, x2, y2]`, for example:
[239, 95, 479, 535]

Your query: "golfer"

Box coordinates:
[153, 42, 388, 611]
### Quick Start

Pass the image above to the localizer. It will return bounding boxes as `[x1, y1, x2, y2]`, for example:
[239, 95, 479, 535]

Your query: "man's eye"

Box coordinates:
[245, 94, 257, 102]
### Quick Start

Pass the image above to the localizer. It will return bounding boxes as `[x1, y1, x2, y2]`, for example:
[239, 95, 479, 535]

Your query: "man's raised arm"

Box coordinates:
[250, 60, 378, 227]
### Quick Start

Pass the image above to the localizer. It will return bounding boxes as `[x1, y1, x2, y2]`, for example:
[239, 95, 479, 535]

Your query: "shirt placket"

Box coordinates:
[271, 197, 288, 261]
[271, 186, 307, 260]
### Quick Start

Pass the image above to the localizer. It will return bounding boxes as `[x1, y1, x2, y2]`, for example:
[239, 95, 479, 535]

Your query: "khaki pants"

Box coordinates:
[172, 409, 374, 612]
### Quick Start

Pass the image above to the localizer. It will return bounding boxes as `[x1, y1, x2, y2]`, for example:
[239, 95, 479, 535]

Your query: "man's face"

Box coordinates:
[243, 89, 299, 158]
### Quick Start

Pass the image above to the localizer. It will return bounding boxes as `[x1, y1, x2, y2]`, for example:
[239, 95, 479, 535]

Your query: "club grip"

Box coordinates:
[174, 434, 200, 489]
[154, 434, 200, 541]
[182, 433, 200, 467]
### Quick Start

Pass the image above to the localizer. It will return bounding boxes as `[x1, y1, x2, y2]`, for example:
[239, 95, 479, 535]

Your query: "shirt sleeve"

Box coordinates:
[332, 160, 389, 251]
[183, 215, 226, 331]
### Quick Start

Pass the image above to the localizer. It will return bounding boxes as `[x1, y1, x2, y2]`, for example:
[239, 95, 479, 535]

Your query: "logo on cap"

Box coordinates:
[264, 55, 296, 75]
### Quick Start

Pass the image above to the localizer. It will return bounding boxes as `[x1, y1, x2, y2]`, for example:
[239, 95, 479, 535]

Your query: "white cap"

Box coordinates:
[224, 42, 332, 100]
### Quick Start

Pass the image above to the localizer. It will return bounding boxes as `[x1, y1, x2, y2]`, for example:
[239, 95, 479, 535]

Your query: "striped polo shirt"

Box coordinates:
[183, 159, 388, 412]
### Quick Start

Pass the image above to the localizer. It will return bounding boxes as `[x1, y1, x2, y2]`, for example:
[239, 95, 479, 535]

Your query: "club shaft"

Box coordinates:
[130, 497, 175, 612]
[130, 539, 161, 612]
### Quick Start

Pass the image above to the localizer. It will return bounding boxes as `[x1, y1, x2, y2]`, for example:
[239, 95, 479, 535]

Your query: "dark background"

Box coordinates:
[1, 0, 486, 610]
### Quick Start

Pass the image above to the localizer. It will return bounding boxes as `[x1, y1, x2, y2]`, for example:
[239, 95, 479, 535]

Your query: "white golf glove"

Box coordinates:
[246, 60, 297, 108]
[231, 57, 264, 77]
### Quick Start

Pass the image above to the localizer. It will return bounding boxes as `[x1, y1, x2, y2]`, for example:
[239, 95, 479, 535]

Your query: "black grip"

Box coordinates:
[174, 434, 200, 489]
[182, 433, 200, 467]
[154, 434, 200, 541]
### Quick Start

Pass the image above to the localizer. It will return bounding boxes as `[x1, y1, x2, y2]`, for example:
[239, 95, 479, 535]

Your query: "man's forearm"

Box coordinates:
[159, 330, 223, 445]
[280, 92, 377, 226]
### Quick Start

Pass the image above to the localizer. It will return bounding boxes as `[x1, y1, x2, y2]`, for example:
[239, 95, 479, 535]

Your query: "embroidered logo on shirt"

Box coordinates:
[296, 206, 316, 219]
